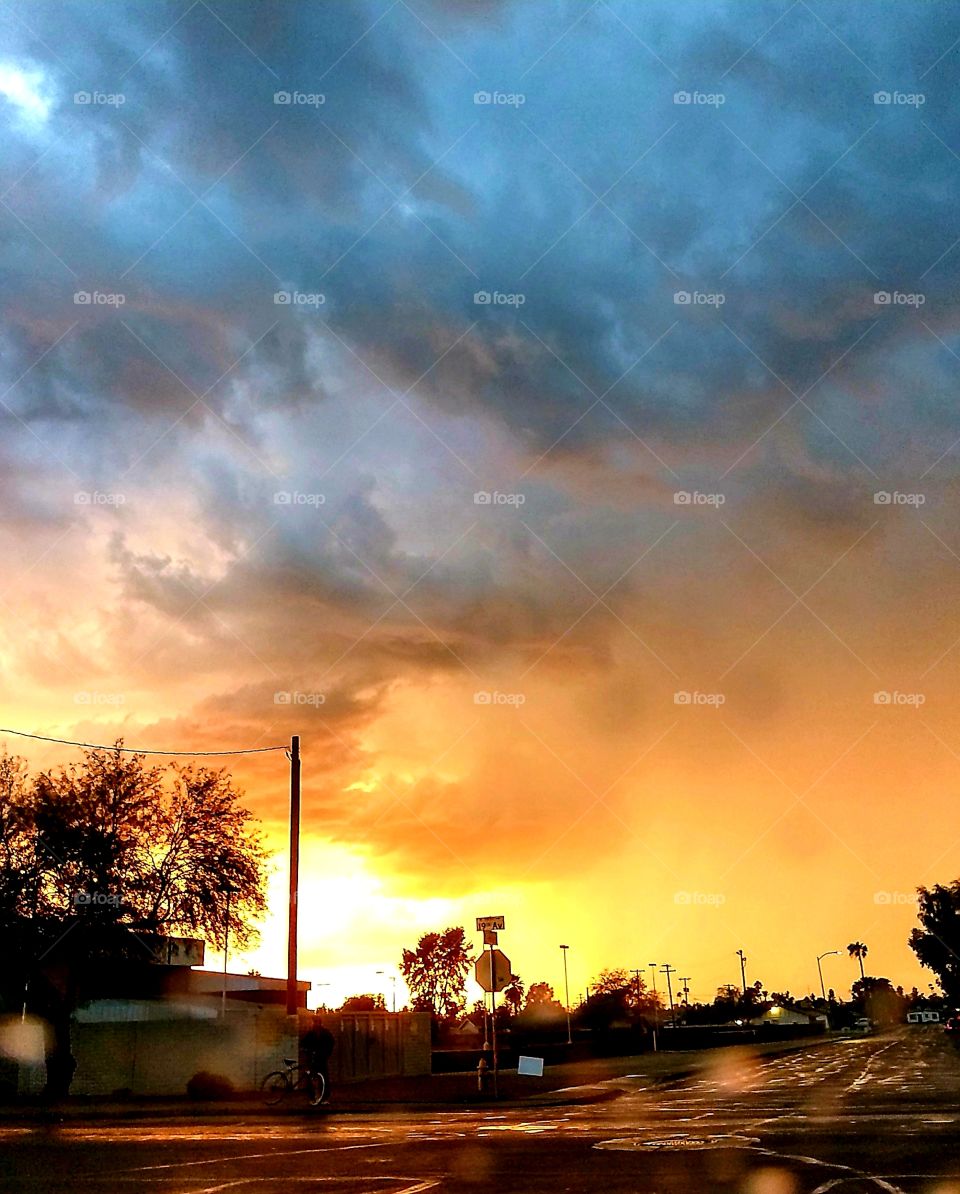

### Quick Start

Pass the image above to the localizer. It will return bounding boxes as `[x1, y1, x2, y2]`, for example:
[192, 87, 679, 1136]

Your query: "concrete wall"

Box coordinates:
[57, 1007, 431, 1097]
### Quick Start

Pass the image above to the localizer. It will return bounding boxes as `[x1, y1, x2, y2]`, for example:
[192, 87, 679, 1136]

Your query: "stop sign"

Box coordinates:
[475, 948, 512, 993]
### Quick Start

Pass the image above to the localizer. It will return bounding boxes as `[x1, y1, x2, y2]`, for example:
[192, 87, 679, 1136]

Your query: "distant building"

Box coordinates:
[751, 1006, 827, 1028]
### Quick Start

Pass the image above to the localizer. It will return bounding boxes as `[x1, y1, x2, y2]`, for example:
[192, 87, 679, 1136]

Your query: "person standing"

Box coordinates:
[300, 1012, 335, 1103]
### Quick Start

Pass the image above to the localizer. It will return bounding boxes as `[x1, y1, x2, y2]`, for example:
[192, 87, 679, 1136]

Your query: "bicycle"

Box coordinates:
[260, 1057, 326, 1107]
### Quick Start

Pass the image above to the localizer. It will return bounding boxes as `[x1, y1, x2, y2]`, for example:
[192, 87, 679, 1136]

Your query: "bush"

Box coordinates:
[186, 1071, 235, 1100]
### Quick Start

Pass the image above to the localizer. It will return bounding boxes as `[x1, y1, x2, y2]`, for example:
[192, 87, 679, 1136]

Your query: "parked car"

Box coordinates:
[853, 1017, 873, 1033]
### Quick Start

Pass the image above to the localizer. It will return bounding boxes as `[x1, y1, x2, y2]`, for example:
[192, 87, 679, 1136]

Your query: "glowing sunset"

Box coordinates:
[5, 1, 960, 1149]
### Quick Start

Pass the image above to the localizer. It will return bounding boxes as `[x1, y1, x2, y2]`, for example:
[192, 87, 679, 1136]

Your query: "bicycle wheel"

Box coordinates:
[308, 1073, 326, 1107]
[260, 1070, 291, 1106]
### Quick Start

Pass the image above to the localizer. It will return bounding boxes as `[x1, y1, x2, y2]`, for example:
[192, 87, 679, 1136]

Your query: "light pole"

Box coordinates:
[679, 976, 691, 1006]
[559, 945, 572, 1045]
[376, 970, 398, 1012]
[648, 963, 659, 1050]
[817, 950, 841, 1001]
[736, 949, 747, 993]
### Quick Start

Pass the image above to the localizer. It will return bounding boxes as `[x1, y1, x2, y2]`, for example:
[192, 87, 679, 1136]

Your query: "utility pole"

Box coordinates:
[661, 964, 677, 1026]
[679, 977, 691, 1006]
[560, 945, 572, 1046]
[630, 968, 643, 1007]
[648, 962, 659, 1050]
[286, 735, 301, 1017]
[736, 949, 747, 994]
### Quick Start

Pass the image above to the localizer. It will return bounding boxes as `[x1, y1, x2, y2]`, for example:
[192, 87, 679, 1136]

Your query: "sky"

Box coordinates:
[2, 0, 960, 1010]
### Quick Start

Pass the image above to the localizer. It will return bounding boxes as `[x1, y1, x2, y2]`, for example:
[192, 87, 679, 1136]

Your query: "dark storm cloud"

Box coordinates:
[5, 0, 960, 484]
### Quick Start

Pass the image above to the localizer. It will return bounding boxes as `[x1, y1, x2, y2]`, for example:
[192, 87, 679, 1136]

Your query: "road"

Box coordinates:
[3, 1030, 960, 1192]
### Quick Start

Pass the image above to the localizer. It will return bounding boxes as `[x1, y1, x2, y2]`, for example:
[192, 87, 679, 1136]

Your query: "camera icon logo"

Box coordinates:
[673, 291, 691, 304]
[74, 91, 91, 104]
[874, 91, 891, 105]
[474, 491, 492, 504]
[274, 91, 292, 104]
[473, 691, 492, 704]
[474, 91, 492, 105]
[673, 91, 691, 104]
[274, 291, 291, 304]
[673, 491, 692, 505]
[674, 691, 692, 705]
[873, 690, 892, 704]
[74, 291, 92, 304]
[873, 291, 891, 305]
[474, 290, 491, 304]
[874, 491, 891, 505]
[274, 691, 292, 704]
[273, 491, 292, 504]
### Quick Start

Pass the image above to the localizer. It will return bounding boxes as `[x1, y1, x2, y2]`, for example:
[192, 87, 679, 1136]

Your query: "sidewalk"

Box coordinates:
[0, 1034, 845, 1122]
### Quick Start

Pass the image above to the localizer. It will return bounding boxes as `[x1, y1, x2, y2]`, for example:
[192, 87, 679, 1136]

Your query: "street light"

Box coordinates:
[559, 945, 572, 1045]
[817, 950, 841, 1001]
[376, 969, 398, 1013]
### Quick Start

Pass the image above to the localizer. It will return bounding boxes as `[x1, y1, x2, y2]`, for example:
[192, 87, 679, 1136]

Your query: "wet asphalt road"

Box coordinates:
[3, 1030, 960, 1192]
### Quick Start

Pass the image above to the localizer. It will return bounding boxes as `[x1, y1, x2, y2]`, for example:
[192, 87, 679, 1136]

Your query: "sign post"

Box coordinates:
[475, 917, 508, 1098]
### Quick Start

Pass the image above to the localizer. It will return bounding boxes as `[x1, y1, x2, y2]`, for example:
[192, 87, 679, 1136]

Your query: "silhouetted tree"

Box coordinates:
[340, 993, 386, 1011]
[525, 981, 561, 1009]
[399, 926, 473, 1020]
[847, 942, 868, 980]
[909, 883, 960, 1002]
[0, 745, 267, 1096]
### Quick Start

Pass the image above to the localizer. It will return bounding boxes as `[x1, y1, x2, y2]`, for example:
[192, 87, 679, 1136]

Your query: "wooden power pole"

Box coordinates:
[286, 735, 301, 1016]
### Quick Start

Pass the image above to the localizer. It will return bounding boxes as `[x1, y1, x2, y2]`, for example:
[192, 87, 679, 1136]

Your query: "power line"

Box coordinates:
[0, 727, 287, 756]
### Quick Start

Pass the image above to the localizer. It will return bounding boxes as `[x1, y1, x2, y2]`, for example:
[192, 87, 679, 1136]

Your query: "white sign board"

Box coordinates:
[476, 915, 505, 932]
[517, 1056, 544, 1077]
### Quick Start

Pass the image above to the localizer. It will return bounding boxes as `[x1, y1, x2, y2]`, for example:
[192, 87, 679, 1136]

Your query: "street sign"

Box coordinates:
[483, 929, 498, 946]
[475, 948, 512, 993]
[476, 915, 505, 932]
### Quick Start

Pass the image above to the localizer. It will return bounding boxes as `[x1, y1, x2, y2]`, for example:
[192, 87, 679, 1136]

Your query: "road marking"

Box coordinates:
[120, 1142, 393, 1173]
[191, 1181, 439, 1194]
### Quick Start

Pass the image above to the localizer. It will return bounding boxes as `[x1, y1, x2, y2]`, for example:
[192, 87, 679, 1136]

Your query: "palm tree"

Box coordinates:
[847, 941, 868, 980]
